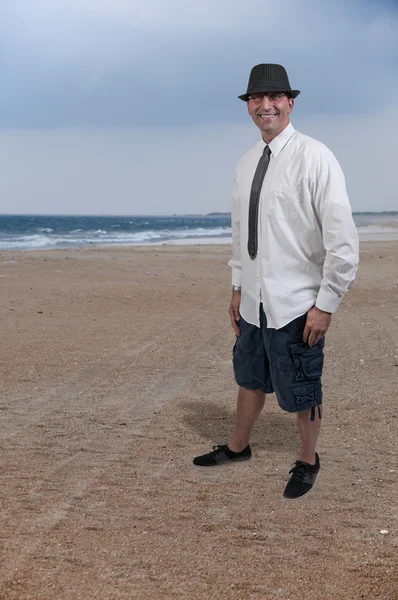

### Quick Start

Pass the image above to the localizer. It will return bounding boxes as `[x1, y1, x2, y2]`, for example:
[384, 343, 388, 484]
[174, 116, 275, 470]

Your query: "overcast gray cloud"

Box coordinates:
[0, 0, 397, 214]
[1, 0, 397, 127]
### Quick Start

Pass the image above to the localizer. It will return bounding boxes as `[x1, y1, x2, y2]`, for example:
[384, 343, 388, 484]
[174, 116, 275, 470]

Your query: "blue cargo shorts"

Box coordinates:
[232, 306, 324, 414]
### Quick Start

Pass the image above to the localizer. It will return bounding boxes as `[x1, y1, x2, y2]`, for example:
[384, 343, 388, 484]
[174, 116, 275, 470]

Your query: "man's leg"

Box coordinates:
[193, 312, 269, 467]
[262, 313, 324, 497]
[296, 407, 322, 465]
[228, 387, 265, 453]
[282, 407, 321, 498]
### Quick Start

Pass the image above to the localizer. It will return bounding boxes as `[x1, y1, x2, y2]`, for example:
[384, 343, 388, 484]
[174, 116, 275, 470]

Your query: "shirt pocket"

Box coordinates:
[266, 185, 301, 221]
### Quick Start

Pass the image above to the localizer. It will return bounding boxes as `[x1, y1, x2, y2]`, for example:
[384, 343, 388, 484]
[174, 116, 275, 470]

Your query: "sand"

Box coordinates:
[1, 242, 397, 600]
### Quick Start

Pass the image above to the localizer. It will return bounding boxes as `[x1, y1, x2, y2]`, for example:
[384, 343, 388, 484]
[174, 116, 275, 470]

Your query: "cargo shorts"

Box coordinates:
[232, 306, 324, 414]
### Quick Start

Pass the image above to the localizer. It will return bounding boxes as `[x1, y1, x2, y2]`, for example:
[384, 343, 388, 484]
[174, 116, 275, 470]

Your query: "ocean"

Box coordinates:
[0, 213, 397, 251]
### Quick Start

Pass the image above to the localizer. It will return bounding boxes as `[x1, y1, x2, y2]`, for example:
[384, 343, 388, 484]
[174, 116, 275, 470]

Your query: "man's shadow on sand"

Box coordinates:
[179, 400, 298, 453]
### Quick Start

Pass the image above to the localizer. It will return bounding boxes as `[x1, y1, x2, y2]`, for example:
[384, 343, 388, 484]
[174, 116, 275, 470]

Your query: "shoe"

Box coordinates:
[193, 444, 251, 468]
[283, 453, 320, 500]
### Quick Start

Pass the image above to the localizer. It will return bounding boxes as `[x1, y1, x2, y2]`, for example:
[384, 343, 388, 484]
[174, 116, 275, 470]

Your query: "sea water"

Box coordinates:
[0, 213, 397, 251]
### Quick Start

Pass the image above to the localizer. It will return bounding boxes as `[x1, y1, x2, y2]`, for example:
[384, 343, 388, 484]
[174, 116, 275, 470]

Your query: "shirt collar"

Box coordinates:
[264, 122, 296, 157]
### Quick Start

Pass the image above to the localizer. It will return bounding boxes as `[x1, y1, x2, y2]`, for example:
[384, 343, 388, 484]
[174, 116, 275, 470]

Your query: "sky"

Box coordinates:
[0, 0, 397, 215]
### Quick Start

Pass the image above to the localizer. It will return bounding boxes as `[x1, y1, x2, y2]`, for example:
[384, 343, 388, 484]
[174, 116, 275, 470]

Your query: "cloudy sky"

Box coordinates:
[0, 0, 397, 215]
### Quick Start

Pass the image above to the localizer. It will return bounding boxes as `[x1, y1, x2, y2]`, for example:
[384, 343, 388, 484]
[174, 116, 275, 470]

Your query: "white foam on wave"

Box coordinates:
[0, 226, 232, 251]
[159, 237, 232, 246]
[2, 223, 397, 251]
[0, 234, 57, 249]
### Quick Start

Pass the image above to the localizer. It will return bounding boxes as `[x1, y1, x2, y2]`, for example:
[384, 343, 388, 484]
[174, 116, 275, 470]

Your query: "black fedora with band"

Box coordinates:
[239, 64, 300, 102]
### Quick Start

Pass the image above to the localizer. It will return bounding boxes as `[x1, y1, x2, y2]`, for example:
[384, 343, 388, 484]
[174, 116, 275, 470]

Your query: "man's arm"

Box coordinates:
[305, 148, 359, 346]
[228, 173, 242, 335]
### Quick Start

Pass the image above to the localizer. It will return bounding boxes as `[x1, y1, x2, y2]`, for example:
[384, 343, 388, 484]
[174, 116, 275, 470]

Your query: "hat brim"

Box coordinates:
[238, 90, 301, 101]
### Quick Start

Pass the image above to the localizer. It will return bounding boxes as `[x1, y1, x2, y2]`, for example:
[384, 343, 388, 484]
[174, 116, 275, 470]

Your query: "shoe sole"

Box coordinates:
[192, 457, 252, 469]
[282, 471, 320, 501]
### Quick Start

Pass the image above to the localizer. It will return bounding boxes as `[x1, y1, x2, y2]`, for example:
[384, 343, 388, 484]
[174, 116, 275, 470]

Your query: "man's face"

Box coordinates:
[247, 92, 294, 142]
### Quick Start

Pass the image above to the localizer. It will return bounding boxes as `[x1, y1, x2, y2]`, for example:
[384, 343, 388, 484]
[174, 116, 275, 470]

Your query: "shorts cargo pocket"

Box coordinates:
[289, 341, 324, 382]
[292, 381, 322, 409]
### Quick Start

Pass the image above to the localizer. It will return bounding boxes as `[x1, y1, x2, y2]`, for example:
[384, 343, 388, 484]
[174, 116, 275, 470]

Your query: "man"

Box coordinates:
[193, 64, 359, 500]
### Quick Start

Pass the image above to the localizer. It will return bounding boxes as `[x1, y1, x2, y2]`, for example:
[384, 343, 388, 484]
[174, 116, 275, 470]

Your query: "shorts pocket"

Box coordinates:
[289, 341, 324, 382]
[292, 381, 322, 408]
[232, 346, 269, 391]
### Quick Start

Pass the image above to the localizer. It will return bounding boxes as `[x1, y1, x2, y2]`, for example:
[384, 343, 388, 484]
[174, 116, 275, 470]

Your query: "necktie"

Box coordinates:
[247, 145, 271, 260]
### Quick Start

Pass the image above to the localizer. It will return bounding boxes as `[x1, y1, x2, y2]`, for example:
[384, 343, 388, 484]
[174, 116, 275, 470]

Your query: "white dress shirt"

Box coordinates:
[228, 122, 359, 329]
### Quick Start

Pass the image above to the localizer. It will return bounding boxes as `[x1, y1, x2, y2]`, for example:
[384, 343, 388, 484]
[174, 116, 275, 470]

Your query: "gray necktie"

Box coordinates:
[247, 145, 271, 260]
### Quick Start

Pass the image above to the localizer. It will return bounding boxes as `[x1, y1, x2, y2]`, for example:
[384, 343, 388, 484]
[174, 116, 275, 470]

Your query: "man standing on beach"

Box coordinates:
[193, 64, 359, 499]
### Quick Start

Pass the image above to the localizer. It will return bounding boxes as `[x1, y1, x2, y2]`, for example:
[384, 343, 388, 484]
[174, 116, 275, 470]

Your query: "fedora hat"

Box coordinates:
[238, 64, 300, 101]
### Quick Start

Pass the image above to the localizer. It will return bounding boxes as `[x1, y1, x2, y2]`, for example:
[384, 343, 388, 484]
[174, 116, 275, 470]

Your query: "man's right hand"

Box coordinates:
[229, 291, 241, 335]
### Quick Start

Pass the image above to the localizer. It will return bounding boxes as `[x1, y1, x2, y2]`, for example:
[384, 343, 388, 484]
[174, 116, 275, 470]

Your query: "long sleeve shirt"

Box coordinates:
[228, 122, 359, 329]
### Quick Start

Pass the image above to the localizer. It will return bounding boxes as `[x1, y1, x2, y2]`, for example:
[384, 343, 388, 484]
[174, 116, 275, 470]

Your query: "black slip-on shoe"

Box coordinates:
[283, 453, 320, 500]
[192, 444, 251, 468]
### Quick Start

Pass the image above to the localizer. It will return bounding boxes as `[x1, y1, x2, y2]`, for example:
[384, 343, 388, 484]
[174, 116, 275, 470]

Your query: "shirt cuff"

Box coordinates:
[231, 268, 241, 287]
[315, 288, 342, 314]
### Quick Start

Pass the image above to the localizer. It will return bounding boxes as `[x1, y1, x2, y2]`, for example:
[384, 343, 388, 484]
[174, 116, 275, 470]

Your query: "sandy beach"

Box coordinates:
[1, 241, 397, 600]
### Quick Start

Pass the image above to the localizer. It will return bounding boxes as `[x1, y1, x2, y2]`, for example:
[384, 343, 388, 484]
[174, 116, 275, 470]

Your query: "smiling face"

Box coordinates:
[247, 92, 294, 143]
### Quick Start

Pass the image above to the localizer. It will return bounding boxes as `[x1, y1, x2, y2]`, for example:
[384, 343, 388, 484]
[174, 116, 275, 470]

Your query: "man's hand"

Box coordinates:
[303, 306, 332, 347]
[229, 291, 241, 335]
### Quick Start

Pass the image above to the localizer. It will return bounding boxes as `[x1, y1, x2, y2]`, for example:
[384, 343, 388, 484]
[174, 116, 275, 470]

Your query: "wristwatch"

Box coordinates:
[232, 285, 241, 292]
